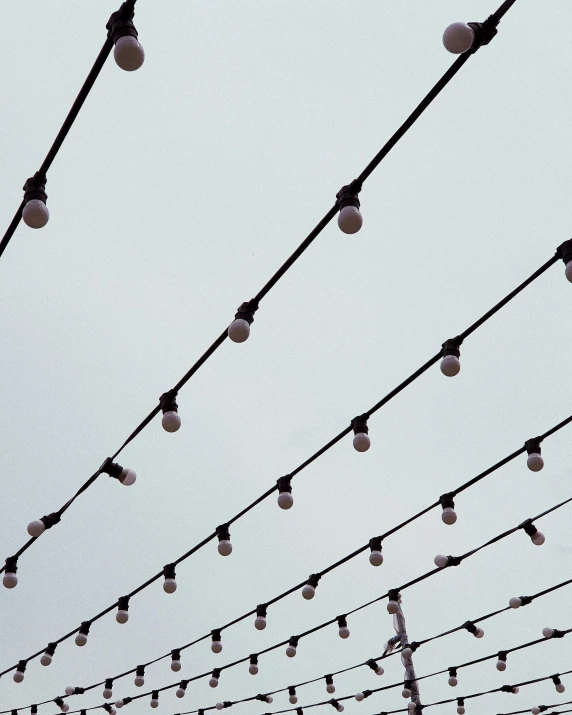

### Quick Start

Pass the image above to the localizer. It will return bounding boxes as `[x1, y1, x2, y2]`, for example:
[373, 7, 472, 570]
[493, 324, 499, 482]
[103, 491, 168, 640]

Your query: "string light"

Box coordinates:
[211, 629, 223, 654]
[325, 676, 336, 694]
[116, 596, 130, 624]
[497, 651, 508, 671]
[115, 697, 132, 708]
[176, 682, 189, 698]
[40, 643, 57, 666]
[328, 700, 344, 713]
[134, 666, 145, 687]
[509, 595, 533, 609]
[209, 669, 221, 688]
[289, 688, 298, 705]
[277, 477, 294, 510]
[448, 668, 458, 687]
[368, 537, 383, 566]
[75, 621, 91, 647]
[552, 675, 566, 694]
[216, 525, 232, 556]
[457, 698, 465, 715]
[302, 574, 321, 600]
[440, 493, 457, 525]
[249, 656, 259, 676]
[520, 519, 545, 546]
[525, 438, 544, 472]
[3, 556, 18, 589]
[228, 301, 258, 343]
[107, 2, 145, 72]
[366, 659, 384, 676]
[463, 621, 484, 639]
[440, 338, 462, 377]
[103, 680, 114, 700]
[559, 239, 572, 282]
[101, 458, 137, 487]
[336, 183, 363, 235]
[160, 391, 181, 433]
[171, 649, 182, 672]
[163, 564, 177, 593]
[337, 616, 350, 639]
[22, 174, 49, 229]
[387, 590, 400, 614]
[286, 637, 300, 658]
[103, 705, 117, 715]
[351, 415, 370, 452]
[13, 661, 26, 683]
[255, 605, 267, 630]
[442, 14, 498, 55]
[26, 511, 60, 538]
[150, 691, 159, 709]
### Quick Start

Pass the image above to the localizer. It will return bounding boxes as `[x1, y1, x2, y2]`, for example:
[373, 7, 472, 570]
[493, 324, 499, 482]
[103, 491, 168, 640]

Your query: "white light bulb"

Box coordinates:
[286, 645, 297, 658]
[513, 688, 519, 694]
[22, 199, 49, 229]
[218, 540, 232, 556]
[163, 578, 177, 594]
[440, 355, 460, 377]
[353, 432, 371, 452]
[162, 411, 181, 433]
[61, 706, 70, 713]
[114, 35, 145, 71]
[120, 468, 136, 486]
[228, 319, 250, 343]
[171, 660, 181, 672]
[327, 685, 336, 694]
[556, 684, 566, 694]
[531, 531, 545, 546]
[211, 641, 223, 654]
[509, 597, 522, 609]
[75, 634, 88, 647]
[302, 584, 316, 600]
[402, 689, 411, 699]
[209, 677, 219, 688]
[532, 708, 541, 715]
[116, 610, 129, 624]
[496, 660, 506, 672]
[434, 554, 448, 569]
[387, 600, 399, 614]
[116, 701, 125, 709]
[104, 689, 113, 699]
[277, 492, 294, 510]
[336, 706, 344, 713]
[254, 616, 266, 630]
[135, 676, 145, 687]
[27, 519, 46, 537]
[339, 627, 350, 639]
[542, 627, 554, 639]
[176, 688, 186, 698]
[216, 703, 224, 710]
[13, 671, 24, 683]
[338, 206, 363, 234]
[408, 704, 416, 713]
[375, 665, 384, 676]
[441, 507, 457, 525]
[41, 654, 53, 666]
[565, 261, 572, 283]
[65, 687, 75, 696]
[110, 709, 117, 715]
[355, 693, 364, 702]
[401, 647, 412, 660]
[527, 453, 544, 472]
[369, 550, 383, 566]
[249, 665, 259, 675]
[3, 572, 18, 589]
[457, 708, 465, 715]
[289, 696, 298, 704]
[475, 628, 484, 638]
[442, 23, 475, 54]
[151, 700, 159, 709]
[267, 697, 273, 704]
[448, 677, 457, 687]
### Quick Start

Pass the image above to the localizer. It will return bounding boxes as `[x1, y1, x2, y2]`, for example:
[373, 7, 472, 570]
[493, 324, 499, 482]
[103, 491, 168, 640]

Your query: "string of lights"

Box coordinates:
[5, 497, 570, 714]
[0, 0, 144, 258]
[500, 700, 572, 715]
[0, 0, 539, 578]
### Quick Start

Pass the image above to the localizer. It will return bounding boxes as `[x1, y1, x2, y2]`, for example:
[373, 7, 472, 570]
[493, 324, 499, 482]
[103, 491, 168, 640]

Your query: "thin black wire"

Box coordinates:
[500, 701, 572, 715]
[6, 498, 571, 714]
[0, 0, 524, 571]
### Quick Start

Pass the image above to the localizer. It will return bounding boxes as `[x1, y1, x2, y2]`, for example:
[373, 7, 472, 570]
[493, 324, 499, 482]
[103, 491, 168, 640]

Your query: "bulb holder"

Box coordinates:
[216, 524, 232, 555]
[286, 635, 299, 657]
[22, 174, 48, 225]
[27, 511, 61, 538]
[368, 536, 383, 566]
[336, 182, 363, 234]
[440, 337, 462, 376]
[75, 621, 91, 646]
[303, 573, 321, 599]
[101, 458, 136, 486]
[351, 415, 370, 452]
[277, 476, 293, 509]
[440, 493, 457, 524]
[210, 669, 221, 687]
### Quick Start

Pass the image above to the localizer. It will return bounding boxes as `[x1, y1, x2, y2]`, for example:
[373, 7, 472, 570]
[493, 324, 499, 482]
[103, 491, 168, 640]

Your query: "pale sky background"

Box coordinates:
[1, 2, 571, 715]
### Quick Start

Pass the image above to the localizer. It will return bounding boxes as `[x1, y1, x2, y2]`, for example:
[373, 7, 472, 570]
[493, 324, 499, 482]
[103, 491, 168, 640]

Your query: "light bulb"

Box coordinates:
[353, 432, 371, 452]
[211, 640, 223, 654]
[387, 600, 399, 614]
[532, 708, 541, 715]
[442, 23, 475, 54]
[209, 677, 219, 688]
[216, 703, 224, 710]
[286, 645, 297, 658]
[162, 411, 181, 433]
[75, 634, 88, 647]
[457, 708, 465, 715]
[336, 706, 344, 713]
[114, 35, 145, 71]
[116, 610, 129, 624]
[176, 688, 186, 698]
[267, 697, 273, 704]
[27, 519, 46, 537]
[327, 685, 336, 694]
[302, 584, 316, 600]
[171, 660, 181, 672]
[255, 616, 267, 630]
[509, 597, 522, 609]
[65, 687, 75, 696]
[374, 665, 384, 676]
[135, 676, 145, 687]
[556, 684, 566, 694]
[434, 554, 448, 569]
[278, 492, 294, 510]
[566, 261, 572, 283]
[150, 700, 159, 709]
[3, 572, 18, 589]
[513, 688, 519, 694]
[531, 531, 545, 546]
[120, 468, 136, 486]
[22, 199, 49, 229]
[163, 578, 177, 594]
[408, 704, 416, 713]
[442, 507, 457, 525]
[339, 626, 350, 639]
[402, 688, 411, 699]
[249, 664, 259, 675]
[104, 689, 113, 700]
[401, 647, 412, 660]
[116, 701, 125, 709]
[527, 453, 544, 472]
[355, 693, 364, 702]
[369, 550, 383, 566]
[13, 671, 24, 683]
[440, 355, 460, 377]
[289, 693, 298, 705]
[41, 654, 53, 666]
[475, 627, 484, 638]
[542, 627, 554, 638]
[338, 206, 363, 234]
[228, 319, 250, 343]
[62, 706, 70, 713]
[448, 677, 457, 687]
[496, 660, 506, 672]
[218, 540, 232, 556]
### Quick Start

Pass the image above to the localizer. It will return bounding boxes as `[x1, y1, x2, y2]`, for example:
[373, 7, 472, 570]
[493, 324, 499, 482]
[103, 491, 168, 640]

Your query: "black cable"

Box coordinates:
[6, 498, 570, 714]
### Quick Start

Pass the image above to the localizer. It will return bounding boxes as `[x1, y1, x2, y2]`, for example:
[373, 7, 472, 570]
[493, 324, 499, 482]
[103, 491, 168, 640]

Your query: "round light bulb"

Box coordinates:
[120, 468, 136, 486]
[532, 708, 541, 715]
[338, 206, 363, 234]
[65, 687, 75, 696]
[355, 693, 364, 702]
[3, 572, 18, 589]
[75, 634, 88, 647]
[434, 554, 448, 569]
[135, 676, 145, 687]
[475, 628, 484, 638]
[353, 432, 371, 452]
[211, 641, 223, 654]
[408, 704, 416, 713]
[13, 671, 24, 683]
[267, 697, 273, 704]
[440, 355, 460, 377]
[527, 453, 544, 472]
[448, 677, 457, 687]
[496, 660, 506, 672]
[61, 706, 70, 714]
[218, 540, 232, 556]
[336, 706, 344, 713]
[162, 411, 181, 433]
[277, 492, 294, 510]
[41, 654, 53, 666]
[22, 199, 49, 229]
[151, 700, 159, 709]
[441, 507, 457, 525]
[369, 550, 383, 566]
[114, 35, 145, 71]
[176, 689, 186, 698]
[509, 597, 522, 609]
[513, 688, 519, 694]
[339, 626, 350, 639]
[116, 701, 125, 709]
[565, 261, 572, 283]
[216, 703, 224, 710]
[387, 600, 399, 614]
[457, 708, 465, 715]
[27, 519, 46, 537]
[289, 696, 298, 704]
[401, 647, 412, 659]
[286, 645, 297, 658]
[556, 684, 566, 694]
[116, 610, 129, 624]
[402, 688, 411, 699]
[302, 584, 316, 600]
[375, 665, 384, 676]
[171, 660, 181, 672]
[442, 23, 475, 54]
[326, 684, 336, 694]
[209, 677, 219, 688]
[249, 665, 259, 676]
[228, 319, 250, 343]
[531, 531, 545, 546]
[163, 578, 177, 594]
[104, 689, 113, 699]
[542, 627, 554, 638]
[254, 616, 266, 630]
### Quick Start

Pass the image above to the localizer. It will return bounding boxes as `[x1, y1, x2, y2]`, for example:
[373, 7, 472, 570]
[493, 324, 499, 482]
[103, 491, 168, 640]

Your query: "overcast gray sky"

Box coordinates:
[1, 2, 571, 715]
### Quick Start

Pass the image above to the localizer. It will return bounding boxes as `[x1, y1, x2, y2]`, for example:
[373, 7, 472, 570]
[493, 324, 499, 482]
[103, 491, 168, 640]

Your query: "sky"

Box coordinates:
[0, 1, 571, 715]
